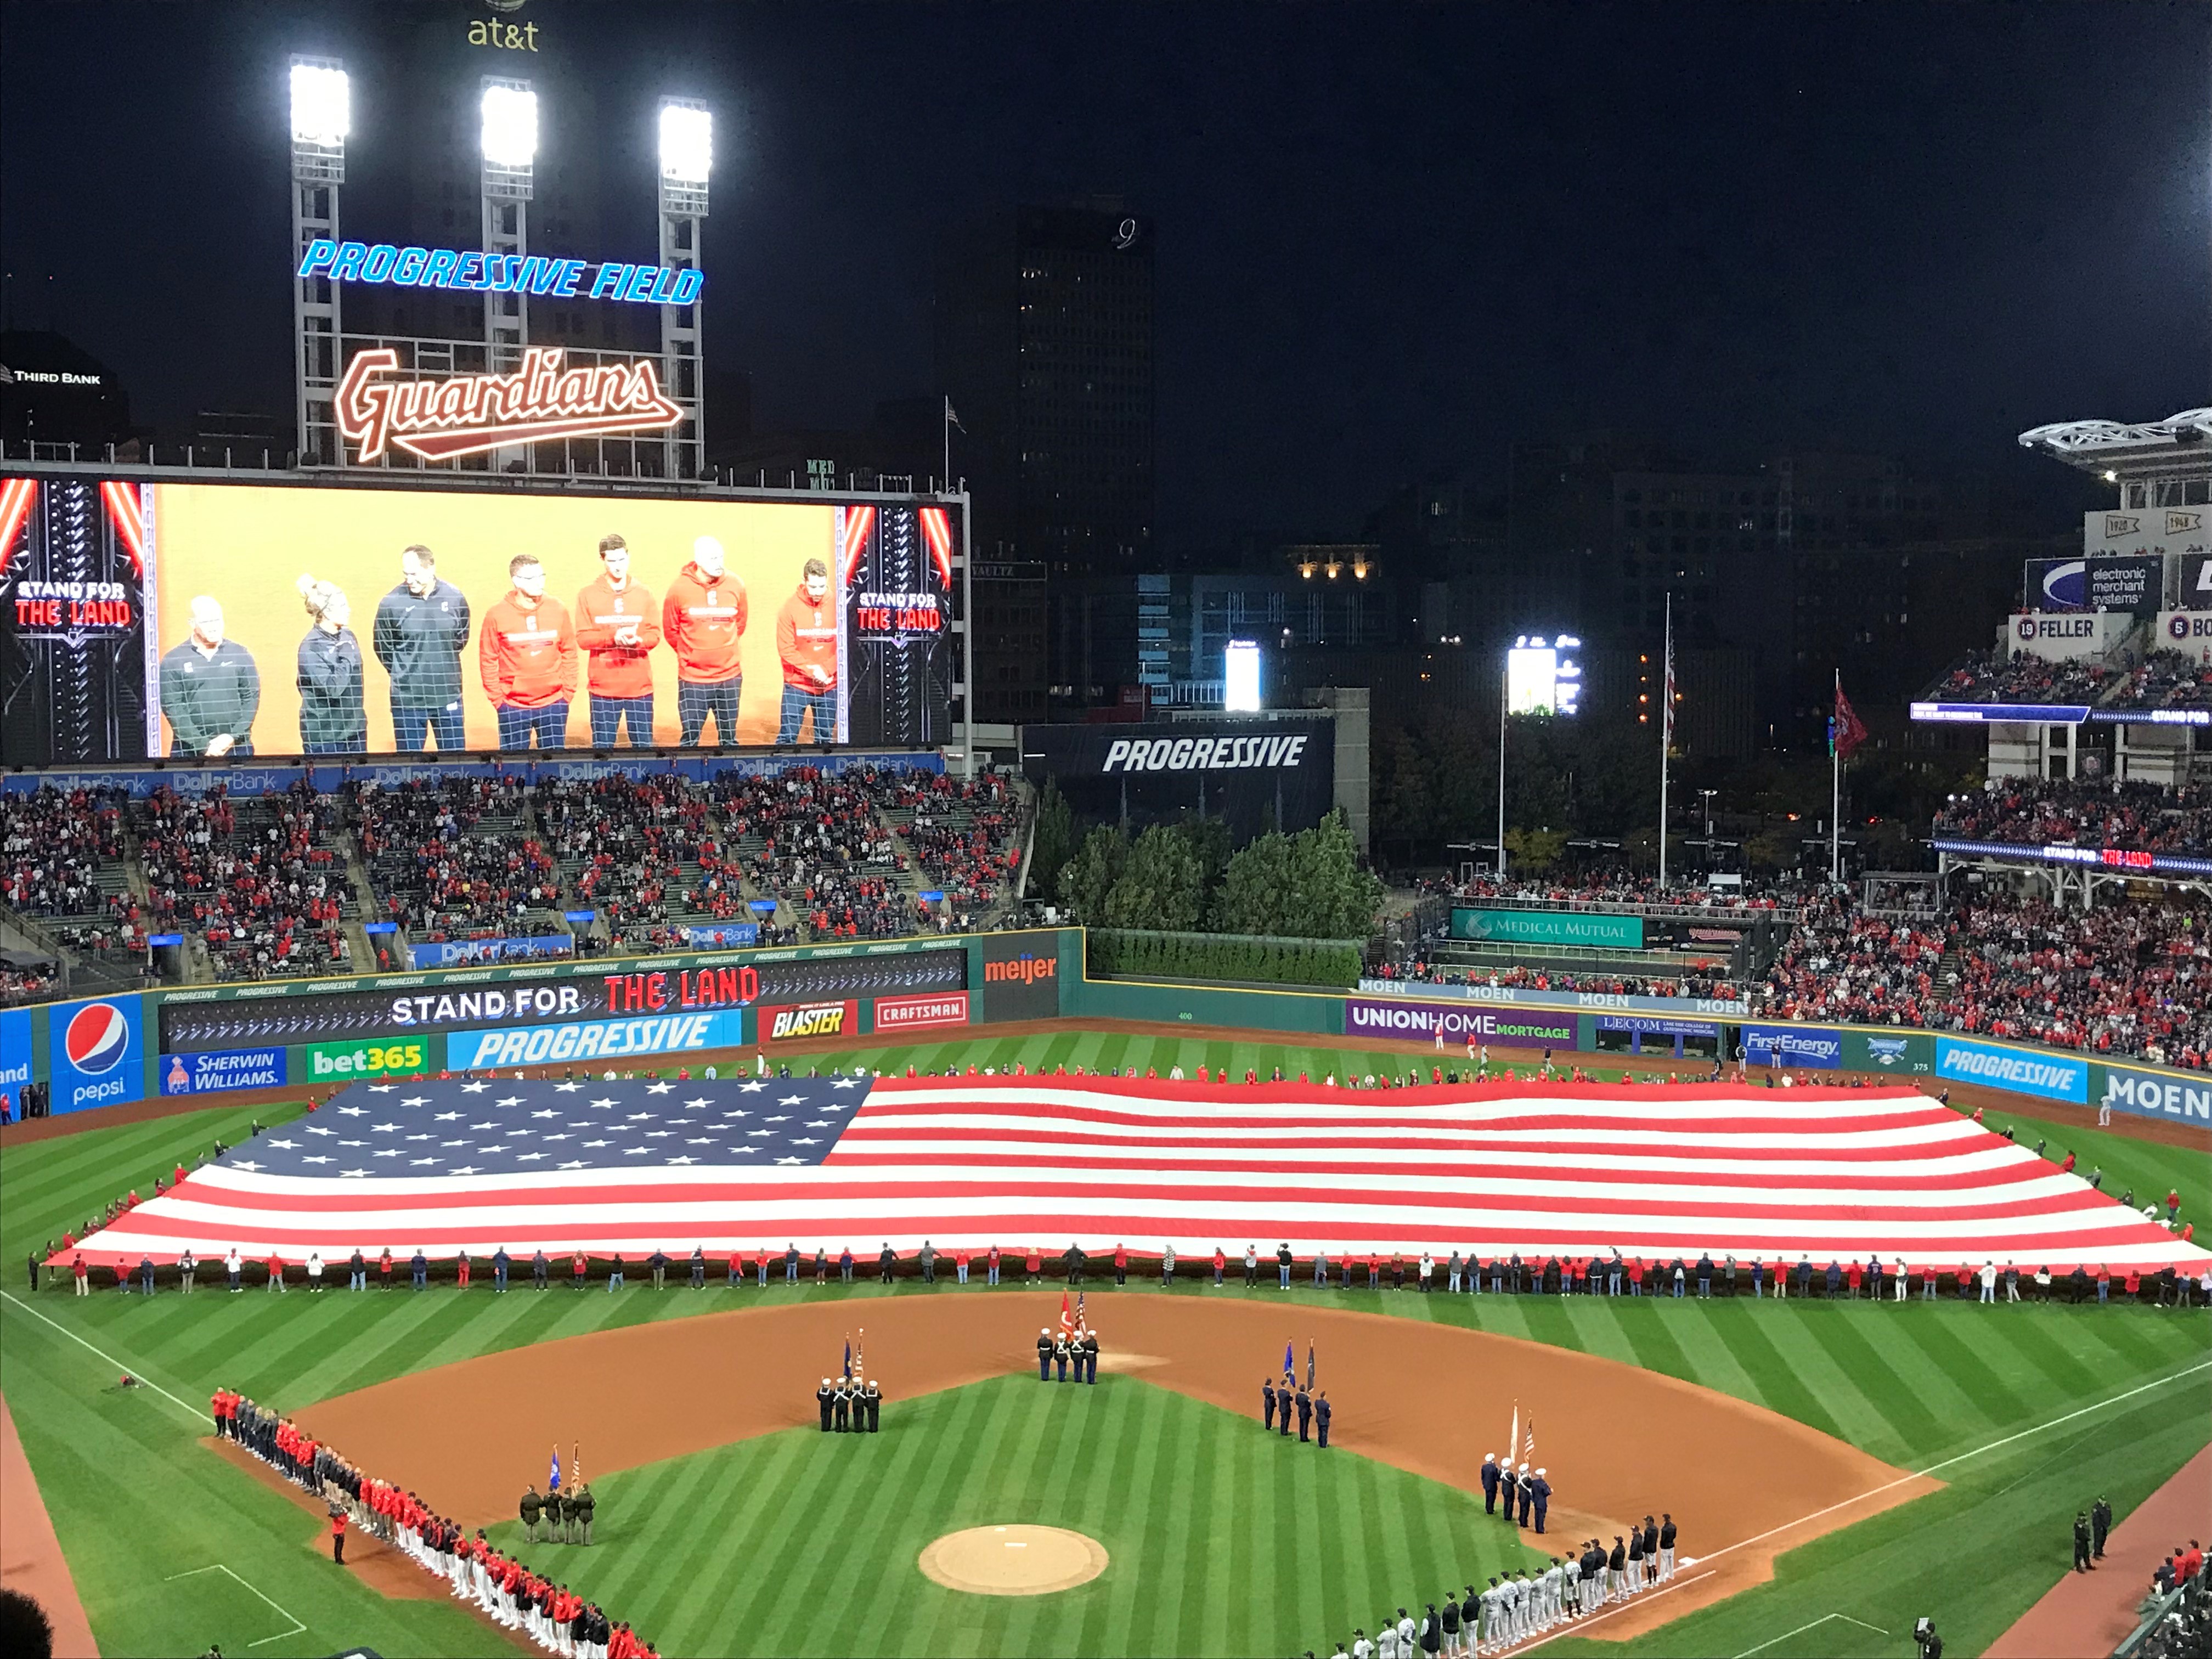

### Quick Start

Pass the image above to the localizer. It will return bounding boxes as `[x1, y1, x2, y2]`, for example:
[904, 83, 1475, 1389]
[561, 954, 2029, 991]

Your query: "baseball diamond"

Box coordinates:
[2, 1024, 2207, 1659]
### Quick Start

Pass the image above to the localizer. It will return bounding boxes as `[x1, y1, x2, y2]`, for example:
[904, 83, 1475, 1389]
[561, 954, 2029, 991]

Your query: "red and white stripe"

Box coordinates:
[59, 1079, 2211, 1272]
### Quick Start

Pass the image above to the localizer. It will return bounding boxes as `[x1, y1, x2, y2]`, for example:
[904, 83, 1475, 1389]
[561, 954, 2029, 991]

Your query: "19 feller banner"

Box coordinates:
[0, 475, 958, 762]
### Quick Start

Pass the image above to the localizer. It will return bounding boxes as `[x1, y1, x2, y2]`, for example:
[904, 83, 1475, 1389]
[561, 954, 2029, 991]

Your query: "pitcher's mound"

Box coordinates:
[918, 1524, 1109, 1595]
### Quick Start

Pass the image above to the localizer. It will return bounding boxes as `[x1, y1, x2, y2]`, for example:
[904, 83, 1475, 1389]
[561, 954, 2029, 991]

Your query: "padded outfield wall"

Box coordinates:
[7, 926, 2206, 1132]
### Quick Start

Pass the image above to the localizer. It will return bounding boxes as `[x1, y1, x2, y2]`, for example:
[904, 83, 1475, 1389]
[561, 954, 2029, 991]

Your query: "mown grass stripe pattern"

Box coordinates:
[2, 1038, 2205, 1657]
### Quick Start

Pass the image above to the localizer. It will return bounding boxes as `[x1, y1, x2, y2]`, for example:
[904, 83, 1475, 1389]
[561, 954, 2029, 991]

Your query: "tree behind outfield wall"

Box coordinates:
[1029, 781, 1074, 902]
[1100, 822, 1208, 932]
[1212, 810, 1381, 940]
[1056, 823, 1126, 923]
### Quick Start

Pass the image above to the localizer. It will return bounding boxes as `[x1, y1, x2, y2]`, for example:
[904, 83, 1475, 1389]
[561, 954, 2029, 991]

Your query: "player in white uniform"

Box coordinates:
[1378, 1621, 1398, 1659]
[1352, 1628, 1374, 1659]
[1398, 1609, 1418, 1657]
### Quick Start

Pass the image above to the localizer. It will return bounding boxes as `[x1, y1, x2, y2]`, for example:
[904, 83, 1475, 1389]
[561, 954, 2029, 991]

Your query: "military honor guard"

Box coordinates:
[1263, 1376, 1278, 1431]
[1039, 1329, 1054, 1381]
[1295, 1384, 1314, 1442]
[1480, 1452, 1500, 1513]
[1082, 1326, 1101, 1383]
[832, 1376, 853, 1432]
[863, 1378, 882, 1432]
[817, 1377, 836, 1431]
[1497, 1462, 1518, 1525]
[1315, 1390, 1332, 1448]
[521, 1485, 542, 1543]
[1053, 1329, 1072, 1381]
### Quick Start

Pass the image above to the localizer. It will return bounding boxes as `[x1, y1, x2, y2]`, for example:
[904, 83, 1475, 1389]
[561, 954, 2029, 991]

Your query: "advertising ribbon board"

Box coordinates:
[1740, 1025, 1842, 1070]
[1343, 998, 1576, 1048]
[2097, 1064, 2212, 1126]
[1449, 909, 1645, 950]
[1934, 1037, 2087, 1104]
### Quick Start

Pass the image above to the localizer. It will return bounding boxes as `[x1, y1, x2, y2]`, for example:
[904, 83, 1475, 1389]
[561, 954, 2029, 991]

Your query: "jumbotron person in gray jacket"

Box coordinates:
[159, 596, 260, 757]
[373, 544, 471, 752]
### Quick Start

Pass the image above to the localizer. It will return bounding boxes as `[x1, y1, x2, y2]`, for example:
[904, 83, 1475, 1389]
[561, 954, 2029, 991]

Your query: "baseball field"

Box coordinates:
[3, 1024, 2207, 1659]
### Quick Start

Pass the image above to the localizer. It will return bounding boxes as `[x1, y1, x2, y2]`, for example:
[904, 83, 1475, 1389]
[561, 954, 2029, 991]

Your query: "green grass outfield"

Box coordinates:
[1, 1029, 2206, 1657]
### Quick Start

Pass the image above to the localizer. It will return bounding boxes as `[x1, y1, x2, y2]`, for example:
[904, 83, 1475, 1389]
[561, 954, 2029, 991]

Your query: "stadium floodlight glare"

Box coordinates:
[660, 101, 713, 184]
[290, 61, 349, 145]
[481, 82, 539, 167]
[1224, 640, 1263, 712]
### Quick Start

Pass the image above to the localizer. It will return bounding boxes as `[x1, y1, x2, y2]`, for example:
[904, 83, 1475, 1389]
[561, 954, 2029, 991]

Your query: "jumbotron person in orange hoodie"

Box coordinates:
[661, 535, 747, 746]
[574, 533, 661, 747]
[775, 557, 838, 743]
[479, 554, 577, 749]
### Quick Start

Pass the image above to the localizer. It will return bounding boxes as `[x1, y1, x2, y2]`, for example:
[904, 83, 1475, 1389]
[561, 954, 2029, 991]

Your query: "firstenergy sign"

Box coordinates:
[1101, 733, 1310, 773]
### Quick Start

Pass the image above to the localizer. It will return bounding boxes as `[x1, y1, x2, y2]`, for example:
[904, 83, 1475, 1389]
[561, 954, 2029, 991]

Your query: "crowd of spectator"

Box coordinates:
[1756, 893, 1947, 1028]
[1372, 957, 1743, 1003]
[1929, 648, 2112, 706]
[899, 771, 1025, 923]
[542, 773, 723, 946]
[0, 962, 61, 1007]
[1933, 779, 2212, 856]
[2107, 648, 2212, 712]
[1427, 870, 1794, 912]
[0, 785, 127, 916]
[351, 775, 558, 943]
[138, 783, 348, 979]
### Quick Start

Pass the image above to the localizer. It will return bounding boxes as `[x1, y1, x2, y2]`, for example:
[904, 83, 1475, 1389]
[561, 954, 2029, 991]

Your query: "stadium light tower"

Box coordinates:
[289, 56, 348, 466]
[480, 77, 536, 381]
[658, 97, 711, 479]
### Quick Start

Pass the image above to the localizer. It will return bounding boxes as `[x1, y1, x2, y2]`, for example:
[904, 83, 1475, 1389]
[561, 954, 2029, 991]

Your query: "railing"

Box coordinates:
[1443, 891, 1809, 923]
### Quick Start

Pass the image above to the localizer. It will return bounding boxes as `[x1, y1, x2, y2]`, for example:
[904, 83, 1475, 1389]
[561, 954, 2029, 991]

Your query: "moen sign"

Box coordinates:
[335, 347, 685, 463]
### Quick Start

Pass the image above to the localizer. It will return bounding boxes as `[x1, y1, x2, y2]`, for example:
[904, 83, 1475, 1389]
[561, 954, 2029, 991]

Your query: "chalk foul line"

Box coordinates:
[164, 1563, 307, 1649]
[0, 1289, 211, 1426]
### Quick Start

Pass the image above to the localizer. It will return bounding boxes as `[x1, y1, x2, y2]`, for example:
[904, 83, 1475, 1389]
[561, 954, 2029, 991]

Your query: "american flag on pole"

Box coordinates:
[61, 1076, 2211, 1272]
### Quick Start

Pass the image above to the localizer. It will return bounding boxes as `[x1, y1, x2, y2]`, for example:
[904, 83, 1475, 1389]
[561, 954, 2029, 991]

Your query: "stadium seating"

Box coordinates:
[0, 785, 145, 967]
[137, 782, 353, 980]
[1932, 779, 2212, 856]
[348, 775, 563, 949]
[1927, 647, 2111, 706]
[2107, 648, 2212, 713]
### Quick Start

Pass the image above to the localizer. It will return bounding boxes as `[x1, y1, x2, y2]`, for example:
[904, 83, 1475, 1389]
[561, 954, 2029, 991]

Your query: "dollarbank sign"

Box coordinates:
[334, 347, 686, 464]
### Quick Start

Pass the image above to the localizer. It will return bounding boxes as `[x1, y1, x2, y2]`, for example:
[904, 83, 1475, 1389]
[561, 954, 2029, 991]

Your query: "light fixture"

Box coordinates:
[290, 61, 349, 145]
[481, 81, 538, 168]
[659, 101, 712, 185]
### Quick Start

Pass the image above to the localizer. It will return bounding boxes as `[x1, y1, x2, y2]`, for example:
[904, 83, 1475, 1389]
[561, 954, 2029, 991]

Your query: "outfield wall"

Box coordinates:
[7, 927, 1082, 1113]
[9, 926, 2208, 1133]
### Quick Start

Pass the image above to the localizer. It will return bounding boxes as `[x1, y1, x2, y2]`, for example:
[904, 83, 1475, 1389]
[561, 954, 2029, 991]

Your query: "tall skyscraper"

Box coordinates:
[936, 203, 1155, 575]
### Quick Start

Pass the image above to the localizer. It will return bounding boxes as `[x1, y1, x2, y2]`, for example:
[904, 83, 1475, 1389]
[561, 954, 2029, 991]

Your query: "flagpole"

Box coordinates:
[942, 394, 951, 489]
[1831, 669, 1842, 882]
[1657, 595, 1672, 888]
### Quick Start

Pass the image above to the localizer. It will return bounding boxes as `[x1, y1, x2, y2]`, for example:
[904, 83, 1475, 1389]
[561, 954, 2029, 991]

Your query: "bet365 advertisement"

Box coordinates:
[0, 476, 955, 762]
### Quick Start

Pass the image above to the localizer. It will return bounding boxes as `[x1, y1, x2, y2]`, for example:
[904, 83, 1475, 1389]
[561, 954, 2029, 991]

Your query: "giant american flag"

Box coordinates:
[58, 1076, 2212, 1272]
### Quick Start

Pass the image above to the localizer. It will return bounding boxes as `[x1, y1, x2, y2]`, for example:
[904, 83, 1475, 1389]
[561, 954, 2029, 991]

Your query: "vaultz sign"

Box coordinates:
[335, 346, 685, 463]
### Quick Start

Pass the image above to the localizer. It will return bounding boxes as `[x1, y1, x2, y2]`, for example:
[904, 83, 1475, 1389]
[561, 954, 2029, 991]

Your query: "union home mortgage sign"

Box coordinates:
[334, 346, 685, 462]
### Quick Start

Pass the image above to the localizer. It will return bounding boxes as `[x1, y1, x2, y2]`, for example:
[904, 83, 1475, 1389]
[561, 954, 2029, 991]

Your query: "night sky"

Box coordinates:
[2, 1, 2204, 545]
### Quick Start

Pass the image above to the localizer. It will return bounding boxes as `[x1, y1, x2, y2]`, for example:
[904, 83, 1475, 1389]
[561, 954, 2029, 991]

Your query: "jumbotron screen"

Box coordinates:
[0, 475, 956, 763]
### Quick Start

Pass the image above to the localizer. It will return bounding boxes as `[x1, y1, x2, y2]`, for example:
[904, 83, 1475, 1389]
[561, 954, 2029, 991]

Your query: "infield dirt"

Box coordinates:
[288, 1293, 1939, 1641]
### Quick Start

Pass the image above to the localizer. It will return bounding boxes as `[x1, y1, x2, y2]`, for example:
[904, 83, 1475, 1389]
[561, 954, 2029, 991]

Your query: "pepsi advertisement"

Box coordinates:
[0, 1007, 31, 1099]
[49, 997, 145, 1113]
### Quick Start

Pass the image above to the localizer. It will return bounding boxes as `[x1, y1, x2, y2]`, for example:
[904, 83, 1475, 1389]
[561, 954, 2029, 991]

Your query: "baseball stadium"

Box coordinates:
[4, 12, 2211, 1659]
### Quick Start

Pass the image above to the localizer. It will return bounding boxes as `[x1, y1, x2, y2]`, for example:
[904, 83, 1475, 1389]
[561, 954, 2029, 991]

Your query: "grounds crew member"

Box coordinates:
[159, 597, 261, 757]
[575, 533, 662, 747]
[774, 557, 838, 743]
[374, 544, 471, 752]
[521, 1485, 542, 1543]
[479, 554, 578, 750]
[2090, 1496, 2112, 1560]
[2073, 1511, 2094, 1571]
[662, 535, 748, 746]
